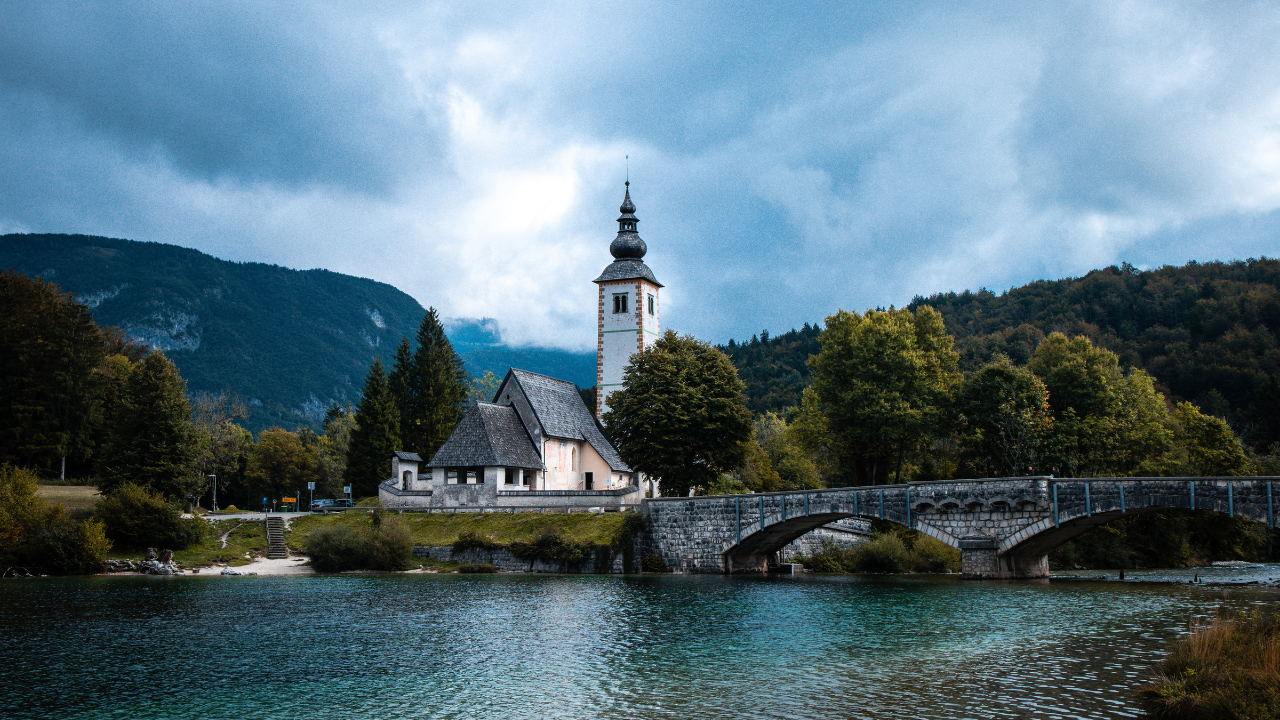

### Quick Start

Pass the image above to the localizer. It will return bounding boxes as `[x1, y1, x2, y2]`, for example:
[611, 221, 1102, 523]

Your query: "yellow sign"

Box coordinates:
[283, 497, 297, 503]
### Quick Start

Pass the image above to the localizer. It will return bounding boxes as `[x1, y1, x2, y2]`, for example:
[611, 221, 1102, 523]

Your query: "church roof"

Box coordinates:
[594, 258, 663, 287]
[427, 402, 544, 469]
[501, 368, 632, 473]
[393, 451, 422, 462]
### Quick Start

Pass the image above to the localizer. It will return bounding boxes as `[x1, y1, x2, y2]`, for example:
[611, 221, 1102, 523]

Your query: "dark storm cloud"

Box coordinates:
[0, 2, 439, 192]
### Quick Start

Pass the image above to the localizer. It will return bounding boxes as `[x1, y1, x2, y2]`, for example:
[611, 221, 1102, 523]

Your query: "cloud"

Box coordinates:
[1, 0, 1279, 351]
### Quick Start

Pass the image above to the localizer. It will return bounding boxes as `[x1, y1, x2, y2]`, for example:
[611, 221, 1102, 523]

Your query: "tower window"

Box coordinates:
[612, 293, 628, 314]
[647, 294, 655, 315]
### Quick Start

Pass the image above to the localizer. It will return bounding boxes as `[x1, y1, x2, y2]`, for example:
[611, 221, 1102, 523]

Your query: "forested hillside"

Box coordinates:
[910, 259, 1280, 450]
[723, 259, 1280, 451]
[1, 234, 594, 430]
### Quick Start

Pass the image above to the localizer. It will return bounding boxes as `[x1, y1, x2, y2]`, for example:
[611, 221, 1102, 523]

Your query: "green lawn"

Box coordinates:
[285, 510, 634, 554]
[36, 485, 100, 514]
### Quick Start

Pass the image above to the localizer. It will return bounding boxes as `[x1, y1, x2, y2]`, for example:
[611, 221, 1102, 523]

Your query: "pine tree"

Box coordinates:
[97, 352, 201, 498]
[343, 359, 401, 498]
[388, 336, 413, 438]
[403, 309, 468, 458]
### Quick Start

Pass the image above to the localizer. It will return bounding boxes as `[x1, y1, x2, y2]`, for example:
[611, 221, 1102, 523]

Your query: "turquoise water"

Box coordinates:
[3, 573, 1276, 720]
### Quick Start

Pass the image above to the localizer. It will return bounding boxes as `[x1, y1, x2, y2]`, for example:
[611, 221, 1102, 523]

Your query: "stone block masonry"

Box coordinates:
[638, 477, 1280, 578]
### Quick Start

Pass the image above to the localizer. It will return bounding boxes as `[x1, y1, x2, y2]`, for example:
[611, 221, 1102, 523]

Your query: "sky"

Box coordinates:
[2, 1, 1280, 352]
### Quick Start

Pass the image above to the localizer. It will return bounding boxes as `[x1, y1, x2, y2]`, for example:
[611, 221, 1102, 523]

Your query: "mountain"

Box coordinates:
[0, 233, 594, 431]
[721, 258, 1280, 451]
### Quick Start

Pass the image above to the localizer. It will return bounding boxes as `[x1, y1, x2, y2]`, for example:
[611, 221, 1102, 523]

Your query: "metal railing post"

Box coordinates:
[1228, 482, 1234, 517]
[805, 492, 810, 517]
[1052, 483, 1059, 528]
[879, 489, 885, 520]
[905, 487, 912, 529]
[1085, 482, 1091, 517]
[735, 497, 741, 545]
[1119, 484, 1126, 514]
[759, 495, 765, 532]
[1189, 481, 1195, 510]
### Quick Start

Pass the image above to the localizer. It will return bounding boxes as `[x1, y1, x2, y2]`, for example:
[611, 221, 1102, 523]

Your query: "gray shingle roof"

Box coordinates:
[593, 259, 662, 287]
[427, 403, 544, 469]
[393, 451, 422, 462]
[506, 369, 632, 473]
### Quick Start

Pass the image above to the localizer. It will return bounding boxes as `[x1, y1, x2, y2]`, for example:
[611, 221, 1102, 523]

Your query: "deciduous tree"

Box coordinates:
[808, 306, 960, 485]
[604, 331, 753, 496]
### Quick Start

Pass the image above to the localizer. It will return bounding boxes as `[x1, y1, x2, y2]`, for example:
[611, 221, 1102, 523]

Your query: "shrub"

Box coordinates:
[805, 538, 854, 573]
[641, 553, 671, 573]
[18, 515, 111, 575]
[0, 465, 112, 574]
[304, 524, 367, 572]
[907, 535, 961, 573]
[510, 531, 593, 566]
[1137, 610, 1280, 719]
[453, 530, 499, 552]
[93, 483, 207, 550]
[367, 512, 413, 571]
[457, 563, 497, 573]
[850, 533, 909, 573]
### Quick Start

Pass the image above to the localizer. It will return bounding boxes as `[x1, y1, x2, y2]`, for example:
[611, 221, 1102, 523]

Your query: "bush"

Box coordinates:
[641, 553, 671, 573]
[304, 524, 367, 572]
[0, 464, 112, 574]
[367, 512, 413, 571]
[93, 483, 207, 550]
[453, 530, 499, 552]
[850, 533, 910, 573]
[907, 535, 961, 573]
[457, 563, 497, 573]
[1137, 610, 1280, 719]
[509, 531, 593, 566]
[18, 515, 111, 575]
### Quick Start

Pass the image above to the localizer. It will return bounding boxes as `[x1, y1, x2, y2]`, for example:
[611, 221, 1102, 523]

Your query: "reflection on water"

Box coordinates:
[1, 571, 1276, 720]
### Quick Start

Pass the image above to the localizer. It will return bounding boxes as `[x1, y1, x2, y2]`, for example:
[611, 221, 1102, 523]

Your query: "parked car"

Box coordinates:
[309, 499, 354, 513]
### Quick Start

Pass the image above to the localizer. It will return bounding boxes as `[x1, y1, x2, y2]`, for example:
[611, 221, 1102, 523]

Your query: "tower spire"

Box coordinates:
[611, 181, 644, 259]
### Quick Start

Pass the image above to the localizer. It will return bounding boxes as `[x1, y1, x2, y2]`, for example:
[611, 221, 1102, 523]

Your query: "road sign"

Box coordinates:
[343, 486, 351, 494]
[283, 497, 297, 503]
[307, 482, 315, 490]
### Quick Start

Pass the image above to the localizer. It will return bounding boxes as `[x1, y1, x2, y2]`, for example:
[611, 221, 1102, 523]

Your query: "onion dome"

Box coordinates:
[609, 181, 647, 260]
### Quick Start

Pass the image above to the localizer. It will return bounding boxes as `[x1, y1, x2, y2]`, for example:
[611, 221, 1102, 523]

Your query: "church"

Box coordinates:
[378, 183, 661, 509]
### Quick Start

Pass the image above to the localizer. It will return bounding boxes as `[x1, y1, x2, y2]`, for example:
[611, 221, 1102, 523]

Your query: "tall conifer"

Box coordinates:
[97, 351, 201, 498]
[388, 336, 412, 437]
[403, 309, 468, 458]
[343, 359, 401, 498]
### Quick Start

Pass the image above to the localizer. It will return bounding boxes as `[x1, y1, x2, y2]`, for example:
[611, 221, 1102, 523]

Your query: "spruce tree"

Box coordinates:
[403, 309, 468, 458]
[388, 336, 413, 437]
[97, 352, 201, 498]
[343, 359, 401, 498]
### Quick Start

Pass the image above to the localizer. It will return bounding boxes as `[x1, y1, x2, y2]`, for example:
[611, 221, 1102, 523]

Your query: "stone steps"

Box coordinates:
[266, 516, 287, 559]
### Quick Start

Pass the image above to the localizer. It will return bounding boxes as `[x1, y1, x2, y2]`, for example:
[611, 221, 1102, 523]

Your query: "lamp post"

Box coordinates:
[208, 474, 218, 512]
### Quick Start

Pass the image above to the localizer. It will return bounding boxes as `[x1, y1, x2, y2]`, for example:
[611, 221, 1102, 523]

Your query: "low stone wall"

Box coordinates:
[780, 519, 872, 562]
[413, 546, 629, 574]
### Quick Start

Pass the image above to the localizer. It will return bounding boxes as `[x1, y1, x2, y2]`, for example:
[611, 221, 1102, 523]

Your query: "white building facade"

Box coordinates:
[594, 182, 662, 420]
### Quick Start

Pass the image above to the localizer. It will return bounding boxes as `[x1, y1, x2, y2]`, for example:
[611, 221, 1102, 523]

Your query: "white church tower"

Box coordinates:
[594, 182, 662, 420]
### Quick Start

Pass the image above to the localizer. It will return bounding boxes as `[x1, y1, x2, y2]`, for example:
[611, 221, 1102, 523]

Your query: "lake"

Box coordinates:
[3, 570, 1277, 719]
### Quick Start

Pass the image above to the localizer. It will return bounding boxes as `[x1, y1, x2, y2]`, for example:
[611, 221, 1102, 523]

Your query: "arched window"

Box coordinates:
[571, 446, 578, 472]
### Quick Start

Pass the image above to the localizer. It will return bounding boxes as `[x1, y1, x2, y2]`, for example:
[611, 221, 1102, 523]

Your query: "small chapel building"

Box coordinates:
[376, 183, 664, 509]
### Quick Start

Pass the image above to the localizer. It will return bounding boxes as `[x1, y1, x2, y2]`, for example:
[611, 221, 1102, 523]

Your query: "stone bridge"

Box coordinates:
[640, 476, 1279, 578]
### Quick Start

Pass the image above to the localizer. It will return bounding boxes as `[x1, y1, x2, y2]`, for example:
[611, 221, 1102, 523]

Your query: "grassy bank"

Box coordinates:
[285, 510, 636, 553]
[1137, 609, 1280, 718]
